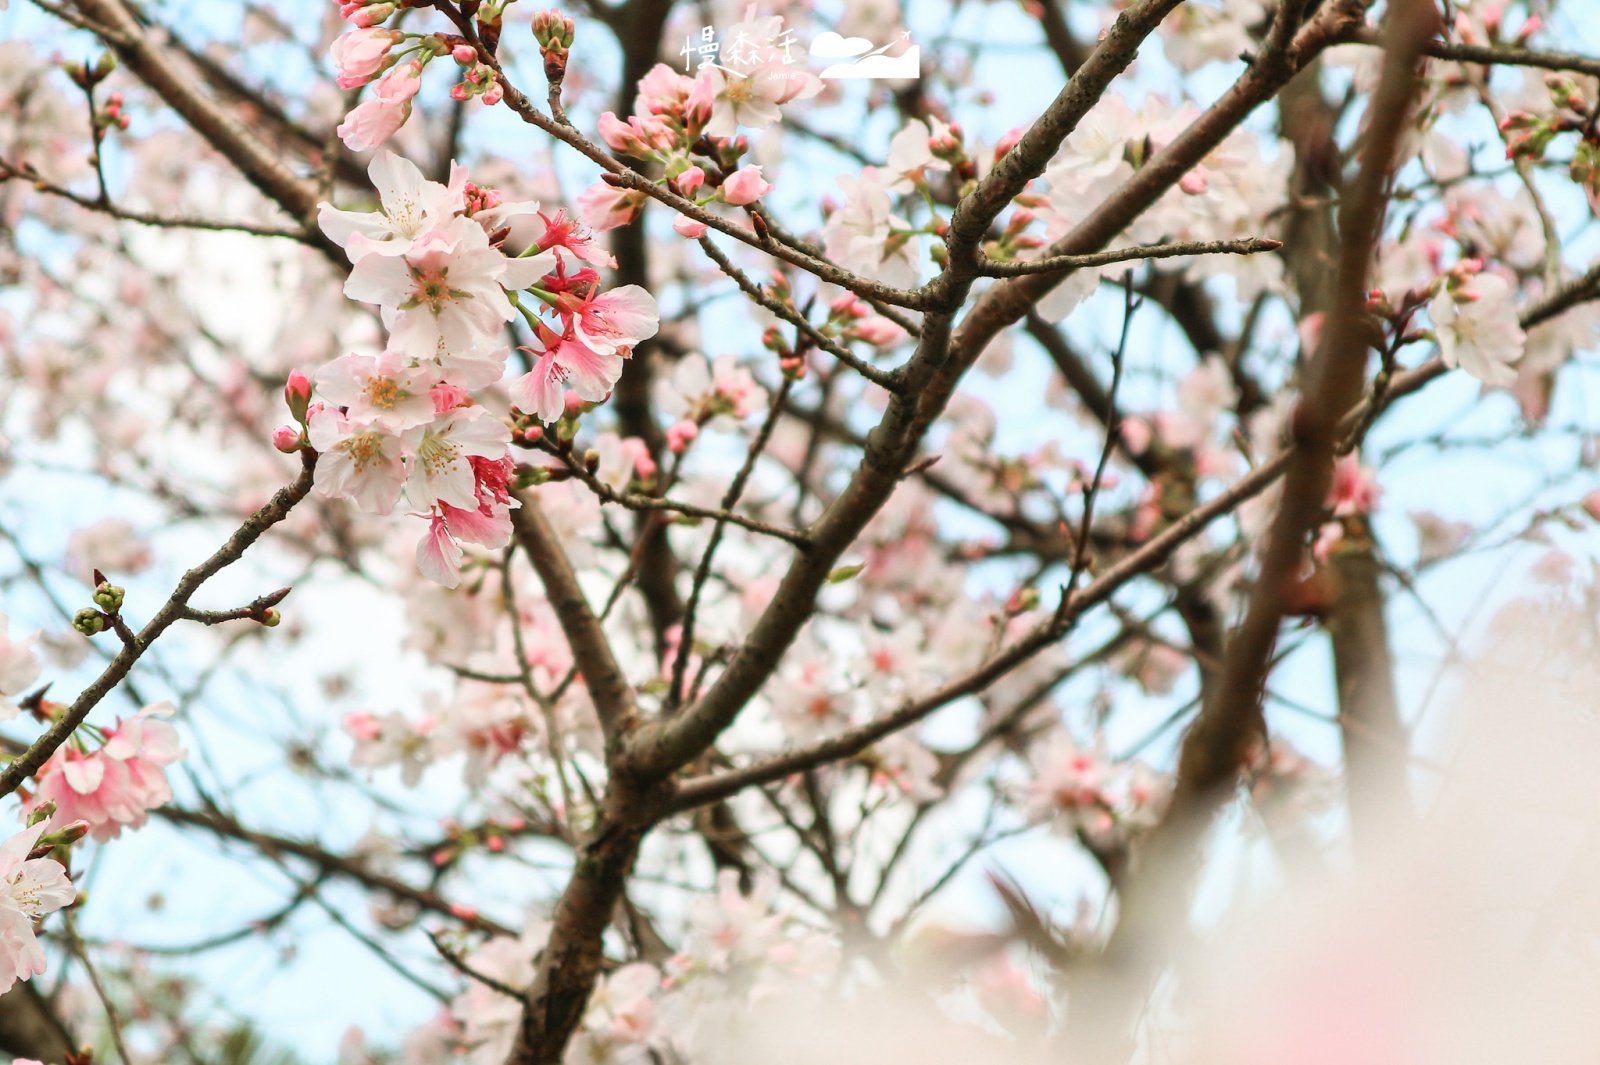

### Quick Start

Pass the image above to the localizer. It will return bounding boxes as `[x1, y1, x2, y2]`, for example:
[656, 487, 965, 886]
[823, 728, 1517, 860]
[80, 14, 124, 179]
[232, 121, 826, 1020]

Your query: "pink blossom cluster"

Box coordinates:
[576, 38, 820, 235]
[25, 702, 184, 842]
[328, 1, 517, 153]
[297, 151, 658, 587]
[1020, 732, 1170, 840]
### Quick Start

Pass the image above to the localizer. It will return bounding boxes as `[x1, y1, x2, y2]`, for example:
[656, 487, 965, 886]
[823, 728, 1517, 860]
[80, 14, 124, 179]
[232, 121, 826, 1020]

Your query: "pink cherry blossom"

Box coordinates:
[720, 165, 772, 206]
[336, 60, 423, 153]
[697, 62, 821, 140]
[314, 351, 438, 431]
[338, 0, 396, 27]
[1329, 454, 1381, 517]
[0, 822, 75, 995]
[344, 216, 544, 356]
[417, 513, 467, 588]
[568, 284, 660, 357]
[514, 333, 626, 423]
[345, 710, 436, 786]
[666, 418, 698, 453]
[401, 405, 512, 511]
[64, 518, 152, 586]
[308, 407, 408, 515]
[31, 702, 185, 841]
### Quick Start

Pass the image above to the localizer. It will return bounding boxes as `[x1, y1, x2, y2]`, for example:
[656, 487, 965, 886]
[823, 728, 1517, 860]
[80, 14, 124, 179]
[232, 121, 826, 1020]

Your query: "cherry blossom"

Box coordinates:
[566, 284, 660, 357]
[0, 822, 75, 995]
[696, 60, 820, 140]
[314, 352, 438, 431]
[30, 703, 185, 841]
[1431, 271, 1527, 386]
[344, 710, 437, 787]
[344, 216, 553, 356]
[452, 923, 550, 1065]
[0, 611, 42, 721]
[319, 151, 465, 256]
[886, 117, 954, 193]
[821, 168, 921, 289]
[307, 408, 408, 515]
[63, 519, 152, 585]
[401, 406, 512, 512]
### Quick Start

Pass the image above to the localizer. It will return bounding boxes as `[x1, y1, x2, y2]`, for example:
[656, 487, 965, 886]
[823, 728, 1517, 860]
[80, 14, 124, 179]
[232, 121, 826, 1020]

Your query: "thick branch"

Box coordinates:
[509, 489, 639, 749]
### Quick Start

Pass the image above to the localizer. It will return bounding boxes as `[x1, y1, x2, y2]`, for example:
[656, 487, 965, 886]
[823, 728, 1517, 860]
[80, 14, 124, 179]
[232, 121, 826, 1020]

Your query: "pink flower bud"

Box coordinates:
[849, 316, 906, 348]
[678, 165, 706, 195]
[598, 111, 643, 153]
[284, 369, 312, 422]
[343, 710, 382, 742]
[994, 126, 1026, 159]
[720, 165, 773, 207]
[672, 214, 708, 238]
[1179, 171, 1208, 195]
[452, 43, 477, 63]
[272, 426, 303, 453]
[563, 390, 585, 417]
[666, 419, 699, 453]
[482, 83, 504, 106]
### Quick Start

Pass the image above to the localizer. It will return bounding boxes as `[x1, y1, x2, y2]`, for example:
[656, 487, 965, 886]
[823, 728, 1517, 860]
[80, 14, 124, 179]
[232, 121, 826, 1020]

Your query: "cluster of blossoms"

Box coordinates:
[0, 622, 168, 992]
[578, 50, 815, 237]
[23, 702, 186, 842]
[293, 151, 658, 587]
[1018, 732, 1170, 843]
[329, 0, 526, 152]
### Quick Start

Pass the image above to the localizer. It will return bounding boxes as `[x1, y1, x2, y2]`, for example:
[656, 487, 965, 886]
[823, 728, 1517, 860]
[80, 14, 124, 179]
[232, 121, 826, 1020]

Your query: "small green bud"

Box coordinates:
[260, 608, 282, 628]
[92, 582, 125, 613]
[27, 801, 57, 827]
[73, 608, 106, 636]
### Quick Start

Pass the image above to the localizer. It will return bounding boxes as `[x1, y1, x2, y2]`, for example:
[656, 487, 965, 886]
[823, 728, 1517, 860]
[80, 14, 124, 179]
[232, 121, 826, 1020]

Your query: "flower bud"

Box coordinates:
[284, 369, 312, 423]
[666, 419, 699, 454]
[677, 165, 706, 195]
[260, 608, 282, 628]
[272, 425, 304, 453]
[39, 820, 91, 849]
[452, 43, 477, 64]
[73, 608, 106, 636]
[92, 582, 125, 613]
[26, 801, 57, 828]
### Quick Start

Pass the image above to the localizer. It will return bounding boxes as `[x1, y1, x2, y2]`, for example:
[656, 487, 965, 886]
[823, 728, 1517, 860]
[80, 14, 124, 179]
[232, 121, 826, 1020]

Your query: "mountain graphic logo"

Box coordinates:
[808, 30, 919, 80]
